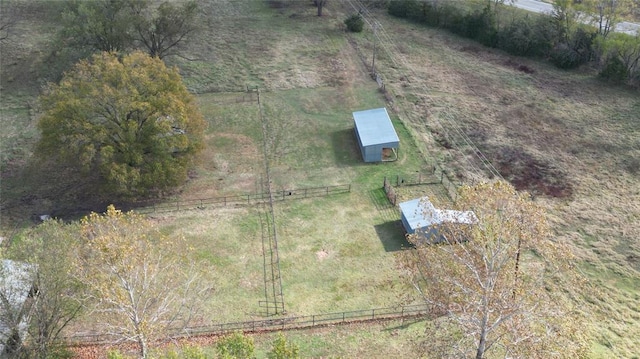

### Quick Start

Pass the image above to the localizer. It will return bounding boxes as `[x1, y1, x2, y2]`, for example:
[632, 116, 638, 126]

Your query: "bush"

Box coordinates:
[217, 332, 255, 359]
[550, 43, 583, 69]
[344, 14, 364, 32]
[267, 333, 299, 359]
[599, 56, 628, 83]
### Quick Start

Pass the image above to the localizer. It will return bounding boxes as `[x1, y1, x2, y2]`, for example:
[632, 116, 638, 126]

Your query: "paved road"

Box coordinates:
[512, 0, 640, 35]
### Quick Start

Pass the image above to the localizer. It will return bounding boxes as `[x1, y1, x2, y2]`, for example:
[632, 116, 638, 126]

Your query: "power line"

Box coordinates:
[342, 0, 505, 184]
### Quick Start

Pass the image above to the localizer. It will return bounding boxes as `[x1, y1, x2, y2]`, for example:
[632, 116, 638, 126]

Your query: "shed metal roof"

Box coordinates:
[399, 197, 477, 233]
[353, 108, 399, 146]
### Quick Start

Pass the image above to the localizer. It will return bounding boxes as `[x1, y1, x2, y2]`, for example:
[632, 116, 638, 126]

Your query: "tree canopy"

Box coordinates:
[60, 0, 199, 59]
[400, 181, 588, 358]
[37, 51, 206, 199]
[74, 205, 204, 359]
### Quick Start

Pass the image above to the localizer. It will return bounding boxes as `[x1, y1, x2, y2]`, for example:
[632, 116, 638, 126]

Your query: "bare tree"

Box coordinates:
[73, 206, 205, 359]
[399, 181, 588, 358]
[0, 0, 21, 41]
[131, 0, 199, 59]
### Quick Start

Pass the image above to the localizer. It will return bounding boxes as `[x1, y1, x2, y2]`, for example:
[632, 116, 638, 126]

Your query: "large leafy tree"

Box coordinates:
[400, 181, 588, 358]
[37, 51, 206, 199]
[73, 205, 205, 359]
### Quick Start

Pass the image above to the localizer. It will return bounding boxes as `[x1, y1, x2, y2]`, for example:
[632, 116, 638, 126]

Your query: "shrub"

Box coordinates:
[344, 14, 365, 32]
[550, 43, 583, 69]
[267, 333, 299, 359]
[217, 332, 255, 359]
[599, 56, 628, 83]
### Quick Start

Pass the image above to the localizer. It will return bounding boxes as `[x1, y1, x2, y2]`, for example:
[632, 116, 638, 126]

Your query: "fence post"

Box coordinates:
[176, 201, 179, 211]
[305, 188, 308, 198]
[282, 190, 285, 200]
[372, 309, 375, 319]
[343, 312, 345, 322]
[312, 315, 315, 326]
[440, 171, 444, 184]
[396, 175, 399, 186]
[326, 186, 329, 195]
[348, 184, 351, 192]
[418, 173, 421, 184]
[224, 197, 227, 206]
[383, 176, 387, 189]
[247, 194, 250, 204]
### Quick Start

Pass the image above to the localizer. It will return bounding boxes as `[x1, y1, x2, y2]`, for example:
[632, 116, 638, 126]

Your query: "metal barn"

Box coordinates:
[399, 197, 477, 244]
[353, 107, 399, 163]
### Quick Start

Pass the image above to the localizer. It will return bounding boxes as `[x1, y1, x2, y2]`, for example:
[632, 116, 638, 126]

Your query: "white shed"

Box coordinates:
[399, 197, 477, 244]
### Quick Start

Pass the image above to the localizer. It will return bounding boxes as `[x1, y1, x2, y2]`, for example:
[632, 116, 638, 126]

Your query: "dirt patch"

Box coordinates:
[316, 249, 330, 261]
[504, 59, 535, 74]
[486, 146, 573, 198]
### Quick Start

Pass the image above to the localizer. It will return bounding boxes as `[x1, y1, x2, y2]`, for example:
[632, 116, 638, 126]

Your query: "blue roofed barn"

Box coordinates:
[353, 108, 399, 163]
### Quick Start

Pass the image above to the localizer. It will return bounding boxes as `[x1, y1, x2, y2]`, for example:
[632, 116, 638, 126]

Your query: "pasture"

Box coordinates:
[1, 0, 639, 357]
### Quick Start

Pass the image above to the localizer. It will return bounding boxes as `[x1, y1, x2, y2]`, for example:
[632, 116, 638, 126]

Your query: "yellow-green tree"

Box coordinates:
[400, 181, 588, 359]
[582, 0, 630, 37]
[6, 220, 84, 359]
[74, 206, 204, 359]
[37, 51, 206, 199]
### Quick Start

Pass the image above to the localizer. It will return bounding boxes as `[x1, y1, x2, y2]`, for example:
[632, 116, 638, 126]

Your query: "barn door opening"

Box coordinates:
[382, 147, 398, 162]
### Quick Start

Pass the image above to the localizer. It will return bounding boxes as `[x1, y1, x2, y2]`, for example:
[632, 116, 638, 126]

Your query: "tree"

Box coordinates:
[5, 220, 84, 359]
[552, 0, 580, 42]
[598, 32, 640, 81]
[37, 51, 206, 199]
[131, 0, 199, 59]
[267, 333, 299, 359]
[583, 0, 629, 38]
[399, 181, 588, 359]
[73, 205, 205, 359]
[60, 0, 136, 53]
[313, 0, 328, 17]
[0, 0, 22, 42]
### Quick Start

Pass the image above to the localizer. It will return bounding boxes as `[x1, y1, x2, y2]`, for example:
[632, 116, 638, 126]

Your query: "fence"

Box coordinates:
[383, 169, 462, 205]
[126, 184, 351, 214]
[66, 303, 432, 345]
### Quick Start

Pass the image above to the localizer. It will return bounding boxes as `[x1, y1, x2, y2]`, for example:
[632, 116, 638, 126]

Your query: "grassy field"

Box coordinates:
[350, 10, 640, 358]
[2, 0, 639, 357]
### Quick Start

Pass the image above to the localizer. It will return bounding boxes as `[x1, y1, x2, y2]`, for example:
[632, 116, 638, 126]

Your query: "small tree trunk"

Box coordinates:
[476, 288, 490, 359]
[138, 333, 148, 359]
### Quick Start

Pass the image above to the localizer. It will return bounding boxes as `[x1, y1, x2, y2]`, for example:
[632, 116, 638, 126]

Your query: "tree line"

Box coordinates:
[387, 0, 640, 87]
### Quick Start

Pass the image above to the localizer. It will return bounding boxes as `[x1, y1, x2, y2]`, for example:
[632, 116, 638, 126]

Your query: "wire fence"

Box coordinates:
[66, 303, 432, 345]
[124, 184, 351, 214]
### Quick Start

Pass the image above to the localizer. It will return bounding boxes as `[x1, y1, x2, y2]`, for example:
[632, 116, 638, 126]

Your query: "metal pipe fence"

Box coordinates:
[65, 303, 431, 345]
